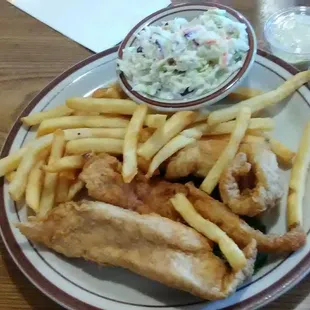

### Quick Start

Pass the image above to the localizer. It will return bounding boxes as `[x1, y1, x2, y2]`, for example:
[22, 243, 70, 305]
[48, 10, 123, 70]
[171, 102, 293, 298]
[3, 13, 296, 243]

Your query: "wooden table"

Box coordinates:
[1, 0, 310, 309]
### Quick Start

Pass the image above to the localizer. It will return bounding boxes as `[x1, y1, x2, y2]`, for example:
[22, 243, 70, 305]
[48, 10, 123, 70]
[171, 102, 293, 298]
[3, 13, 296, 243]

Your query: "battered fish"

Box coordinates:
[80, 153, 185, 220]
[80, 154, 306, 253]
[17, 201, 256, 300]
[165, 136, 229, 180]
[219, 148, 283, 217]
[165, 135, 268, 180]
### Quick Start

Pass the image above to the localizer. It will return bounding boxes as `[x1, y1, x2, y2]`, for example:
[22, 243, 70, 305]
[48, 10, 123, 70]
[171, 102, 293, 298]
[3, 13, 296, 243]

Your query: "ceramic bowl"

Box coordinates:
[117, 2, 257, 112]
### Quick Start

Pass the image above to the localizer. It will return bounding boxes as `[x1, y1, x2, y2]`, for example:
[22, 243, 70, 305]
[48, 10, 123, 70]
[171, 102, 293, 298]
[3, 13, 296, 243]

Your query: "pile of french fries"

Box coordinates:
[1, 72, 310, 271]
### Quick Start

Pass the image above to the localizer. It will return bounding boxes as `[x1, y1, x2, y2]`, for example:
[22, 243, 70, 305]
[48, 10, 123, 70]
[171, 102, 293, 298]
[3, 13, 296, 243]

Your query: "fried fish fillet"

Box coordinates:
[80, 154, 306, 253]
[17, 201, 256, 300]
[165, 135, 267, 180]
[80, 153, 186, 220]
[165, 136, 229, 180]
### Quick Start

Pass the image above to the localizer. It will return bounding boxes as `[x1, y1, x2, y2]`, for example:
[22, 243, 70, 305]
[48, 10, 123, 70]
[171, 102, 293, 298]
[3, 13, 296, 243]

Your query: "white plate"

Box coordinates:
[0, 47, 309, 310]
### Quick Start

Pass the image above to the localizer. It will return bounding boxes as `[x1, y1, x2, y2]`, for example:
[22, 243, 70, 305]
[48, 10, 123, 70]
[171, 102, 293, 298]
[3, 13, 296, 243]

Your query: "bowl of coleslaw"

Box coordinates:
[117, 3, 257, 111]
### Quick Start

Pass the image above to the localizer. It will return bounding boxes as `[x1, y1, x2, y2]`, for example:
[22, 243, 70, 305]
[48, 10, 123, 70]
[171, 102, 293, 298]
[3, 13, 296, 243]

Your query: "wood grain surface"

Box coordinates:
[1, 0, 310, 309]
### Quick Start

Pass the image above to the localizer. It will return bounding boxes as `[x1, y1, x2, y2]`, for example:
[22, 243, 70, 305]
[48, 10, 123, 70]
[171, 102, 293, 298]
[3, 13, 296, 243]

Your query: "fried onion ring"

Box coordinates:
[219, 146, 283, 217]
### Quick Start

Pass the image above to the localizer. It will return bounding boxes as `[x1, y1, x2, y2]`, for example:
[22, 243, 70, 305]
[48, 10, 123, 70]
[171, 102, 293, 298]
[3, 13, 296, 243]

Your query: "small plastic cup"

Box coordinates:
[264, 6, 310, 70]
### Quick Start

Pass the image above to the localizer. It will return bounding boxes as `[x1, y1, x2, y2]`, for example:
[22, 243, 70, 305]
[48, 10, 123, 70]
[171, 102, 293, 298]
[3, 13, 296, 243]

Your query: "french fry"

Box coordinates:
[8, 141, 51, 201]
[0, 128, 126, 177]
[43, 155, 85, 172]
[170, 193, 246, 271]
[138, 111, 197, 160]
[205, 118, 274, 136]
[243, 133, 295, 167]
[194, 113, 210, 123]
[122, 104, 148, 183]
[146, 135, 195, 178]
[0, 148, 27, 177]
[200, 107, 251, 194]
[268, 137, 296, 166]
[92, 82, 127, 99]
[37, 147, 51, 159]
[67, 179, 85, 201]
[70, 114, 165, 129]
[55, 176, 71, 203]
[66, 138, 123, 155]
[287, 122, 310, 229]
[57, 128, 127, 140]
[73, 110, 100, 116]
[92, 87, 122, 99]
[112, 82, 128, 98]
[242, 135, 268, 151]
[5, 171, 16, 183]
[181, 123, 208, 139]
[25, 159, 45, 212]
[208, 70, 310, 126]
[250, 132, 296, 166]
[242, 135, 266, 144]
[59, 170, 78, 180]
[21, 105, 73, 126]
[37, 116, 129, 136]
[144, 114, 167, 129]
[111, 82, 128, 98]
[227, 87, 264, 101]
[66, 98, 137, 115]
[139, 128, 155, 143]
[146, 123, 207, 178]
[25, 147, 50, 211]
[109, 82, 128, 99]
[55, 148, 78, 184]
[64, 127, 126, 140]
[92, 87, 121, 99]
[61, 128, 125, 139]
[39, 130, 65, 216]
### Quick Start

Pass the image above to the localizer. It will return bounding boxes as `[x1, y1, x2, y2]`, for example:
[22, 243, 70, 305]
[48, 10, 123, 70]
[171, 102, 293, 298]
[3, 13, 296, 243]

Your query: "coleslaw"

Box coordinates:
[118, 9, 249, 100]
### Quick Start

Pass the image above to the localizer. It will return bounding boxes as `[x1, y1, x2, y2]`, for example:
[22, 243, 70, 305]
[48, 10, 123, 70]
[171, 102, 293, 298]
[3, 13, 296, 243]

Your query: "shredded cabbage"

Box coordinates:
[118, 9, 249, 100]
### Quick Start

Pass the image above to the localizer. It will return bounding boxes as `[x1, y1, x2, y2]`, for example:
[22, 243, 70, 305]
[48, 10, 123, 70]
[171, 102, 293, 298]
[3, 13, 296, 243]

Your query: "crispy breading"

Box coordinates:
[165, 135, 268, 180]
[80, 154, 306, 253]
[187, 184, 306, 253]
[219, 146, 283, 217]
[17, 201, 256, 301]
[80, 153, 186, 221]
